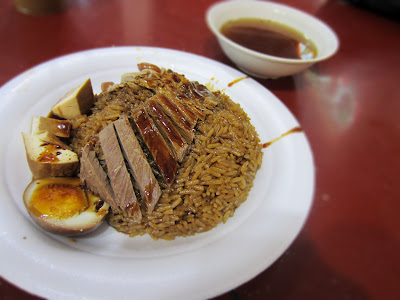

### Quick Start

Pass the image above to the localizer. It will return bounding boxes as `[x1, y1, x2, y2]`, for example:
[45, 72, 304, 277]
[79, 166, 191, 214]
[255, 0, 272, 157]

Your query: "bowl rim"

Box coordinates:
[205, 0, 340, 65]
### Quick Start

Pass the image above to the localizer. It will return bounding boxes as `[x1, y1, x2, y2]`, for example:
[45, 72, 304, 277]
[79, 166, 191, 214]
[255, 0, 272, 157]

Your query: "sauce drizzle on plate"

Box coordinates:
[228, 76, 249, 87]
[263, 126, 303, 148]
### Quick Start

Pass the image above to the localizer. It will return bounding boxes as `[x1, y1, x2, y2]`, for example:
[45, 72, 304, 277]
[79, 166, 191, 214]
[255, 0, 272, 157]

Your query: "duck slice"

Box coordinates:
[145, 98, 189, 163]
[159, 70, 215, 116]
[153, 94, 195, 143]
[175, 93, 207, 120]
[159, 92, 199, 125]
[124, 66, 214, 121]
[113, 117, 162, 213]
[80, 144, 119, 213]
[171, 83, 215, 118]
[131, 106, 178, 187]
[161, 75, 211, 120]
[188, 81, 219, 109]
[99, 123, 142, 221]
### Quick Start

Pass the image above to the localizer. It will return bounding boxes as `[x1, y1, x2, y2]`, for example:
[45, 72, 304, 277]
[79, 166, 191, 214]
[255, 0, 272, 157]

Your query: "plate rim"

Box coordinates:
[0, 46, 315, 300]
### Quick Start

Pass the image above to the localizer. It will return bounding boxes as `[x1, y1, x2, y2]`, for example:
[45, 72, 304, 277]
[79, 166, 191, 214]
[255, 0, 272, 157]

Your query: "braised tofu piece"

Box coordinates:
[22, 132, 79, 179]
[51, 78, 95, 120]
[31, 116, 72, 138]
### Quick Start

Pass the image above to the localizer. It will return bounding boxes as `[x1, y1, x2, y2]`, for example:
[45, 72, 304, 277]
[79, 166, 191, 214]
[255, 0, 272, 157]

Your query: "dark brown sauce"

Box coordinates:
[263, 126, 304, 148]
[94, 199, 105, 212]
[38, 143, 62, 162]
[221, 18, 317, 60]
[56, 122, 71, 136]
[143, 182, 155, 209]
[125, 202, 140, 219]
[47, 111, 62, 119]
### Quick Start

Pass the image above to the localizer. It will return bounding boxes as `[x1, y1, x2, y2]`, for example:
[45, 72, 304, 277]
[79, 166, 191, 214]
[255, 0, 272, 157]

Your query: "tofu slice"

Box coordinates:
[51, 78, 94, 119]
[31, 116, 72, 138]
[22, 132, 79, 179]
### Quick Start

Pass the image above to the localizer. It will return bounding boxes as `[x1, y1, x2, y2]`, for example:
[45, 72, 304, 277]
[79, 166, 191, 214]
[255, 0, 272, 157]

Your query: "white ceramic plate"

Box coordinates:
[0, 47, 314, 300]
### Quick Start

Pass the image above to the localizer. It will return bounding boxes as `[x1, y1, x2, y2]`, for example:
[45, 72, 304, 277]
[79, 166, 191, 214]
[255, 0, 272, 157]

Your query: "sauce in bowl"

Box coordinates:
[220, 18, 317, 60]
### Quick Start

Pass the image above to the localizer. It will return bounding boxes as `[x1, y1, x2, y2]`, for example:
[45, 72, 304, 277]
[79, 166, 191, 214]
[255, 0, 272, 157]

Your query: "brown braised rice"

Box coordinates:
[70, 74, 263, 240]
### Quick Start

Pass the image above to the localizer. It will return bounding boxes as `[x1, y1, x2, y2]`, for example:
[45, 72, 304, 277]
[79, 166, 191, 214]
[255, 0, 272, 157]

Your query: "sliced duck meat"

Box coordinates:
[153, 94, 195, 143]
[172, 82, 216, 117]
[145, 98, 189, 162]
[113, 117, 162, 213]
[124, 65, 214, 119]
[153, 70, 213, 119]
[175, 92, 209, 120]
[161, 70, 216, 111]
[188, 81, 219, 109]
[80, 144, 119, 213]
[99, 123, 142, 221]
[131, 106, 178, 187]
[158, 84, 209, 120]
[160, 91, 199, 125]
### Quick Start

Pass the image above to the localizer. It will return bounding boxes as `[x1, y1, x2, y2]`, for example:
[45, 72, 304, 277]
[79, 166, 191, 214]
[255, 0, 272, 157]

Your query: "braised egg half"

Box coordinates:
[23, 177, 110, 236]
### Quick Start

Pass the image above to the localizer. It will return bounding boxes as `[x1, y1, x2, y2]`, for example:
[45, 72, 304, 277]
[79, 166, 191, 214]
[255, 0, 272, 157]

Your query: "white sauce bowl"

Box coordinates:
[206, 0, 339, 78]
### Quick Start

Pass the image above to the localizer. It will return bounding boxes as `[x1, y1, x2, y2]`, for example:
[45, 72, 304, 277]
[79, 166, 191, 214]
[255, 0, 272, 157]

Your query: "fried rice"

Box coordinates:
[70, 69, 263, 240]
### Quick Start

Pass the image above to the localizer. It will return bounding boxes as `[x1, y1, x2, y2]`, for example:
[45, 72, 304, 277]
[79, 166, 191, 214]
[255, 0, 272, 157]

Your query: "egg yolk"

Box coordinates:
[29, 183, 88, 219]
